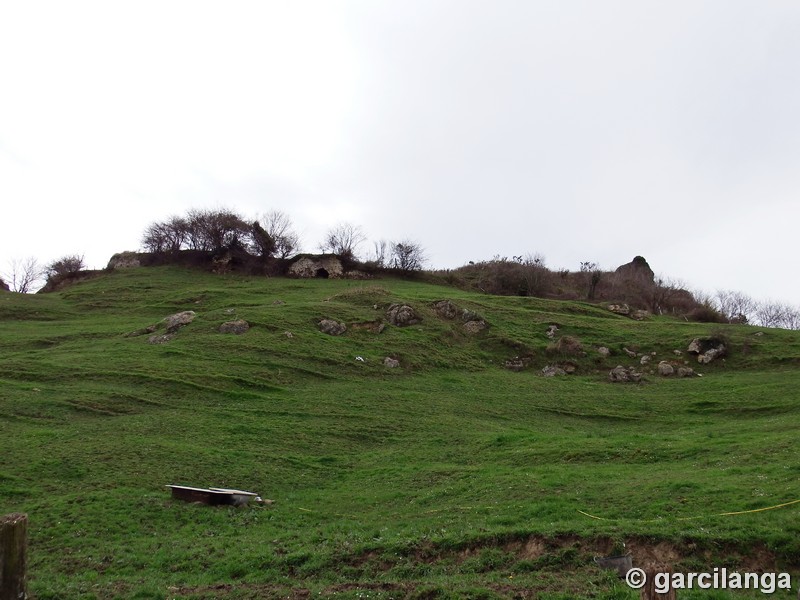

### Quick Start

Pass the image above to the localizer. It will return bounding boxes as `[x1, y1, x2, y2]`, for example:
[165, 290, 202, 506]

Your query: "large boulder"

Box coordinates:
[614, 256, 655, 284]
[107, 251, 141, 270]
[219, 319, 250, 334]
[319, 319, 346, 336]
[163, 311, 197, 333]
[386, 304, 421, 327]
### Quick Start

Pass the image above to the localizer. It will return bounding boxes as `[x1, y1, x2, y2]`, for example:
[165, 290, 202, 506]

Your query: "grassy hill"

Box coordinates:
[1, 267, 799, 599]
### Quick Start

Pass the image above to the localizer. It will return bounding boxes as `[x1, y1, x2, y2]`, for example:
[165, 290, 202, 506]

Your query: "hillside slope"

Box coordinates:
[1, 267, 799, 599]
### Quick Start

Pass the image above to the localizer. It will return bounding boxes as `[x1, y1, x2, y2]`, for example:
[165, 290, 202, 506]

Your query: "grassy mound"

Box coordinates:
[1, 267, 798, 598]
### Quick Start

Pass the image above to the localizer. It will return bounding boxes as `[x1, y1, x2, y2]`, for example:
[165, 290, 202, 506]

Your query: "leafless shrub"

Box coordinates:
[580, 261, 602, 300]
[319, 222, 366, 260]
[257, 210, 299, 258]
[390, 239, 426, 274]
[4, 257, 45, 293]
[47, 254, 86, 278]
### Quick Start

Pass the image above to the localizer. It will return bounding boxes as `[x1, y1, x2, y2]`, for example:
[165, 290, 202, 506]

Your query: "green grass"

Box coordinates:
[1, 267, 799, 598]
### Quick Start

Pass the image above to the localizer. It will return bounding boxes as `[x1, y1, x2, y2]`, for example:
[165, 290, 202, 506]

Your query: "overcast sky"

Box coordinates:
[1, 1, 799, 302]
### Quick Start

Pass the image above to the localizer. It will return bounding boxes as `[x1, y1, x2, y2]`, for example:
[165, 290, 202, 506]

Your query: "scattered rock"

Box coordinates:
[688, 337, 727, 364]
[561, 362, 577, 374]
[608, 303, 631, 316]
[386, 304, 421, 327]
[148, 333, 175, 345]
[698, 347, 725, 364]
[673, 349, 682, 356]
[640, 355, 651, 365]
[609, 365, 642, 383]
[284, 331, 294, 338]
[541, 365, 567, 377]
[549, 335, 583, 356]
[163, 311, 197, 333]
[432, 300, 459, 320]
[318, 319, 347, 336]
[597, 346, 610, 357]
[219, 319, 250, 334]
[546, 324, 559, 338]
[657, 361, 674, 376]
[463, 320, 487, 334]
[677, 367, 695, 377]
[383, 357, 400, 368]
[224, 308, 236, 315]
[631, 310, 650, 321]
[504, 356, 531, 371]
[623, 347, 637, 358]
[461, 309, 484, 323]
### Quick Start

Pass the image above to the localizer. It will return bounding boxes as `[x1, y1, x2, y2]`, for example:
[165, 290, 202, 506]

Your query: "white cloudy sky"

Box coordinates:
[1, 1, 799, 302]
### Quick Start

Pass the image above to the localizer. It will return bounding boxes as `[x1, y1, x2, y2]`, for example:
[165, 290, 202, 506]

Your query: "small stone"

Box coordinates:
[677, 367, 695, 377]
[148, 333, 175, 345]
[224, 308, 236, 314]
[673, 350, 682, 356]
[623, 347, 637, 358]
[640, 355, 651, 365]
[383, 357, 400, 368]
[597, 346, 610, 357]
[284, 331, 294, 338]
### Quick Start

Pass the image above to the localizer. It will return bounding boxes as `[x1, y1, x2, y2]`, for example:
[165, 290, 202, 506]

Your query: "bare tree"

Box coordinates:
[185, 208, 250, 252]
[521, 252, 548, 297]
[141, 216, 188, 253]
[4, 257, 45, 293]
[647, 276, 688, 315]
[715, 289, 757, 323]
[580, 261, 602, 300]
[389, 239, 426, 274]
[259, 210, 300, 258]
[369, 240, 389, 267]
[754, 300, 788, 329]
[319, 222, 366, 260]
